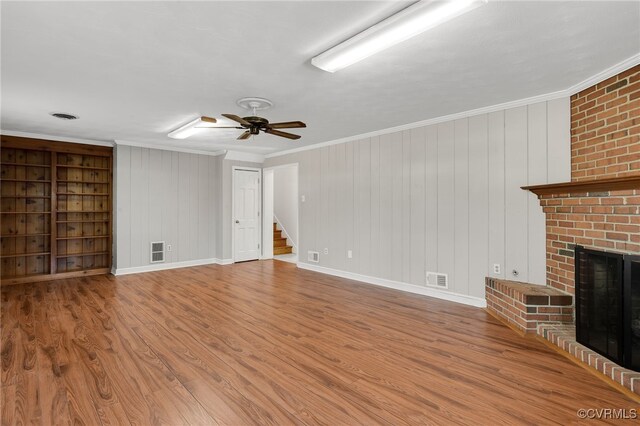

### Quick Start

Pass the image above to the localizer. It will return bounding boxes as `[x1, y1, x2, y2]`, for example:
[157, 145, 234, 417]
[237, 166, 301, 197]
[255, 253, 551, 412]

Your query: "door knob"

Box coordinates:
[235, 220, 240, 224]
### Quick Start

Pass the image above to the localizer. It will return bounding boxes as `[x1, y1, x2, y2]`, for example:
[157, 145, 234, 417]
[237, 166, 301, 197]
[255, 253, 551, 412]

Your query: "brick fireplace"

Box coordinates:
[537, 63, 640, 294]
[486, 64, 640, 396]
[533, 181, 639, 294]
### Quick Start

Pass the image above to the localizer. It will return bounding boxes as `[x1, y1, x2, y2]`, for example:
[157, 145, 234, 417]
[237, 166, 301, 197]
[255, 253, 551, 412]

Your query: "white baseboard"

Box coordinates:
[113, 258, 233, 276]
[296, 262, 486, 308]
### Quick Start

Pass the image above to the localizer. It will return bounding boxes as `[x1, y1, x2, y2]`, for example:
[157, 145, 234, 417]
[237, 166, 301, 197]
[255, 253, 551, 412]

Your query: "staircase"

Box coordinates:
[273, 223, 293, 255]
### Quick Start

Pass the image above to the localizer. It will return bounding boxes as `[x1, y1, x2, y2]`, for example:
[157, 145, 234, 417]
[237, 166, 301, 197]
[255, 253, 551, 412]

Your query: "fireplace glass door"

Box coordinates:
[624, 255, 640, 371]
[576, 246, 639, 371]
[575, 247, 623, 364]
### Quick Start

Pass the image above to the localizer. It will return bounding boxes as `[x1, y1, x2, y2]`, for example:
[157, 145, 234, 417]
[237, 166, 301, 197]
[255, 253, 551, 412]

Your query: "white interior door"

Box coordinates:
[233, 168, 261, 262]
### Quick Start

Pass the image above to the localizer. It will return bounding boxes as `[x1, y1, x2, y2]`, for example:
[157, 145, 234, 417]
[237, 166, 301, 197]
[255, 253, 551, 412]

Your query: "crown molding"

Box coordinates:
[266, 53, 640, 159]
[0, 129, 114, 147]
[566, 53, 640, 96]
[265, 89, 568, 159]
[114, 139, 226, 156]
[223, 150, 265, 164]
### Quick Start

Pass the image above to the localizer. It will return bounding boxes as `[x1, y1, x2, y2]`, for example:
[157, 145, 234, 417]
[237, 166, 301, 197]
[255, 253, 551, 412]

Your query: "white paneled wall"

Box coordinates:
[115, 145, 220, 271]
[264, 98, 571, 300]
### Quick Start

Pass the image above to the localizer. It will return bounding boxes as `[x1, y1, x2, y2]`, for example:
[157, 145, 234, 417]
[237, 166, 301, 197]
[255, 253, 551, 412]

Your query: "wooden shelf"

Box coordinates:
[1, 211, 50, 214]
[1, 272, 54, 282]
[0, 162, 50, 167]
[56, 251, 108, 258]
[522, 176, 640, 196]
[1, 234, 51, 238]
[0, 195, 50, 199]
[57, 192, 110, 196]
[1, 252, 50, 259]
[56, 235, 108, 240]
[1, 179, 51, 182]
[56, 180, 109, 184]
[56, 219, 110, 223]
[56, 164, 110, 170]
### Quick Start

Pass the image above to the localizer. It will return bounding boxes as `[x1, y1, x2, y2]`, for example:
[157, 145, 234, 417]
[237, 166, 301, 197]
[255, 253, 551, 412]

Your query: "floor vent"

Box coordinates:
[308, 251, 320, 263]
[426, 272, 448, 289]
[150, 241, 165, 263]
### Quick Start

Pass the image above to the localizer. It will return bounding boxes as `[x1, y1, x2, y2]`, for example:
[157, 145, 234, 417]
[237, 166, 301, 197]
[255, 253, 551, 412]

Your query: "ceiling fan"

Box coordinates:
[199, 97, 306, 141]
[211, 114, 306, 140]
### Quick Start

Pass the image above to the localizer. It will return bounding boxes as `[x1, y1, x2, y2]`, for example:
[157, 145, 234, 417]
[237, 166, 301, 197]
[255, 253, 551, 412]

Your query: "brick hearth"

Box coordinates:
[539, 324, 640, 397]
[485, 278, 572, 334]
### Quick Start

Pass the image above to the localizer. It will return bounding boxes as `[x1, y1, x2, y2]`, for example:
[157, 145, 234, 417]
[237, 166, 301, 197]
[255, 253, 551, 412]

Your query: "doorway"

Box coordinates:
[232, 167, 262, 262]
[262, 164, 298, 263]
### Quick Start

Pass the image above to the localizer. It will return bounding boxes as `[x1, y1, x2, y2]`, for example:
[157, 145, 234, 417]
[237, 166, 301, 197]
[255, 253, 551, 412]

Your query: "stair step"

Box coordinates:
[274, 238, 288, 247]
[273, 223, 277, 231]
[274, 246, 293, 255]
[273, 230, 282, 239]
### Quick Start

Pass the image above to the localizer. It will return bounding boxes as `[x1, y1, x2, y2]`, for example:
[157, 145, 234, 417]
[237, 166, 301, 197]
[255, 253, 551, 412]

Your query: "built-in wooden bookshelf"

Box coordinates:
[0, 148, 52, 280]
[1, 136, 113, 285]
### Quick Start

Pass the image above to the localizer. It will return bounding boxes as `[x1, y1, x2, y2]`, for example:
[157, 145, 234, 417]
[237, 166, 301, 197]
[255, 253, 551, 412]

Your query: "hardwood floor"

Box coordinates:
[1, 261, 637, 425]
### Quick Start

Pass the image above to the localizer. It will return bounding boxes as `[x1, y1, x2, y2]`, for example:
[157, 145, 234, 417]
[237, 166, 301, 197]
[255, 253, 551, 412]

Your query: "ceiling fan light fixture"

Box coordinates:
[168, 116, 217, 139]
[236, 97, 273, 112]
[311, 0, 487, 73]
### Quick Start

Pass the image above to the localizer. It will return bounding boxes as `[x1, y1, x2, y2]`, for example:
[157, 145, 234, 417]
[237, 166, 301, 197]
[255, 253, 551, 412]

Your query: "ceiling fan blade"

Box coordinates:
[268, 121, 306, 129]
[237, 130, 252, 140]
[222, 114, 251, 127]
[265, 128, 301, 140]
[195, 126, 243, 129]
[200, 116, 217, 123]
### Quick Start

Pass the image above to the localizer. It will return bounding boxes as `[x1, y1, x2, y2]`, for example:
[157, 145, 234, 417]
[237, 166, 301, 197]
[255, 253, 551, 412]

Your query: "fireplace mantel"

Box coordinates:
[522, 176, 640, 196]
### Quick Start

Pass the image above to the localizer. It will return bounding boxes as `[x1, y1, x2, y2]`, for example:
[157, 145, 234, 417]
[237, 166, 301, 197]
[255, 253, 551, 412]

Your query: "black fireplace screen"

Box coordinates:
[575, 246, 640, 371]
[624, 256, 640, 371]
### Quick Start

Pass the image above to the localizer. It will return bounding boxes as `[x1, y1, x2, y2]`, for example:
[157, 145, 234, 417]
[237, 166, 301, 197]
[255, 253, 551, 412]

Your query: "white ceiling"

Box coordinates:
[1, 1, 639, 155]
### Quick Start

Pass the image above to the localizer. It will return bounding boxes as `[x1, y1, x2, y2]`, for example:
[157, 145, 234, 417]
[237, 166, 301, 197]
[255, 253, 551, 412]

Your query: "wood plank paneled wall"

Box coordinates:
[114, 146, 220, 270]
[264, 98, 571, 299]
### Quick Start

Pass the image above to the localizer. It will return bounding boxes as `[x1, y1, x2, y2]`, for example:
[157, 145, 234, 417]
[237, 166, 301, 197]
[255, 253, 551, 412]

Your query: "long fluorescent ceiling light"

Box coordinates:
[311, 0, 487, 73]
[168, 116, 217, 139]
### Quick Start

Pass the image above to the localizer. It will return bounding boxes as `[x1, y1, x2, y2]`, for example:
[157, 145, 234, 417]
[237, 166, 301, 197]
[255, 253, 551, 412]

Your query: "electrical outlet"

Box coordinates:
[167, 244, 172, 252]
[323, 248, 329, 255]
[301, 195, 306, 203]
[347, 250, 352, 259]
[493, 263, 500, 274]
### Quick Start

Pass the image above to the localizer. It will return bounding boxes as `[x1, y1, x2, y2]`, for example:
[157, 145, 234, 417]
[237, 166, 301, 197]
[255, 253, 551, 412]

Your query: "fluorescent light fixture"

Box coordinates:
[168, 116, 217, 139]
[311, 0, 487, 73]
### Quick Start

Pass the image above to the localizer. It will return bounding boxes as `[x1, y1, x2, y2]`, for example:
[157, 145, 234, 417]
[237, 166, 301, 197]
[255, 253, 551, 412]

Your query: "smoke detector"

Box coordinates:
[50, 112, 79, 120]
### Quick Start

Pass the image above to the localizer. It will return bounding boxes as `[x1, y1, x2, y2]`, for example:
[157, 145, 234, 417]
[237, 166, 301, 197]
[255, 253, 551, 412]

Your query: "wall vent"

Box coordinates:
[308, 251, 320, 263]
[150, 241, 165, 263]
[426, 272, 448, 289]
